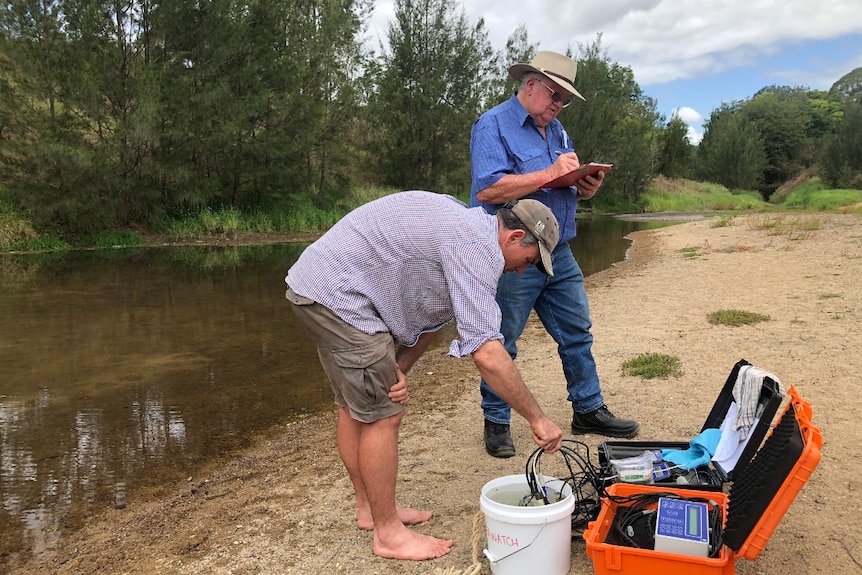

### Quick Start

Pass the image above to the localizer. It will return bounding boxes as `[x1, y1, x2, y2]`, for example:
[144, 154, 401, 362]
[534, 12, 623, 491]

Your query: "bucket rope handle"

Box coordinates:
[430, 511, 484, 575]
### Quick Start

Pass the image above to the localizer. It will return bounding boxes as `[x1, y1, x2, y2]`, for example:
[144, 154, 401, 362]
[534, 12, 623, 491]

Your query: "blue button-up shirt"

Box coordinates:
[470, 94, 580, 243]
[286, 191, 505, 357]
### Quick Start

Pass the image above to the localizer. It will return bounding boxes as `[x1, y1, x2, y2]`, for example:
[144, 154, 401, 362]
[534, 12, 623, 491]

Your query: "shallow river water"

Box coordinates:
[0, 216, 672, 562]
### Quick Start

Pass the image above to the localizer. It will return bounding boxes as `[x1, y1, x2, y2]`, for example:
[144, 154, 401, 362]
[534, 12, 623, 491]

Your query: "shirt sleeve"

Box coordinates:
[470, 115, 513, 197]
[438, 241, 504, 357]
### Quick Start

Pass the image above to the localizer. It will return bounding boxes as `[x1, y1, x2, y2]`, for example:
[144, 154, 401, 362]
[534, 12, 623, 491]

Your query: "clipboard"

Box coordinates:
[542, 162, 612, 189]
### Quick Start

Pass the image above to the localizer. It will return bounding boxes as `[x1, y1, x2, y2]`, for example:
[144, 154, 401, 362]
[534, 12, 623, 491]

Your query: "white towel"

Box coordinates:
[732, 365, 782, 438]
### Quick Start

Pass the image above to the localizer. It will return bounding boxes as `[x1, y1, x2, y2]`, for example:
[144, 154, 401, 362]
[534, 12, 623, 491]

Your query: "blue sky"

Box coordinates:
[645, 34, 862, 143]
[367, 0, 862, 144]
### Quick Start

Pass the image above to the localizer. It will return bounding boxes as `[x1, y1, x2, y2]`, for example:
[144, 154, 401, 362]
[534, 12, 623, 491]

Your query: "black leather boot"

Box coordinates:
[484, 420, 516, 458]
[571, 405, 639, 438]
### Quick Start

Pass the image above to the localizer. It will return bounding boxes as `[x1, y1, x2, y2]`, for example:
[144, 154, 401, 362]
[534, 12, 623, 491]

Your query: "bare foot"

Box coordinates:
[372, 525, 453, 560]
[357, 506, 432, 530]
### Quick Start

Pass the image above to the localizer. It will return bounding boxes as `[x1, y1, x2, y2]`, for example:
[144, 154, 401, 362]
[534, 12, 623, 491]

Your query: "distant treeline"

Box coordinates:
[1, 0, 860, 237]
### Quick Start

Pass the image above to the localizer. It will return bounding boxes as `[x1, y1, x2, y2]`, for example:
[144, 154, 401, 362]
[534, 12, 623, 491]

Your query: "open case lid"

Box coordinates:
[596, 359, 786, 487]
[700, 358, 786, 482]
[723, 386, 822, 559]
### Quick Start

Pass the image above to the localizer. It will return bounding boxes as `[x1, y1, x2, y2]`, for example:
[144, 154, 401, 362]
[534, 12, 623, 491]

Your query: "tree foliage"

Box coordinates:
[0, 0, 370, 234]
[821, 100, 862, 188]
[744, 90, 809, 196]
[695, 84, 853, 196]
[657, 115, 694, 179]
[697, 103, 767, 191]
[366, 0, 493, 193]
[485, 23, 535, 107]
[1, 1, 861, 237]
[562, 36, 660, 206]
[830, 66, 862, 103]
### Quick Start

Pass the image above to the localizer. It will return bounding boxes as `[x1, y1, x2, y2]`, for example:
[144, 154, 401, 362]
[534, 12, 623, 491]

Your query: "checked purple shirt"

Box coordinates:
[286, 191, 506, 357]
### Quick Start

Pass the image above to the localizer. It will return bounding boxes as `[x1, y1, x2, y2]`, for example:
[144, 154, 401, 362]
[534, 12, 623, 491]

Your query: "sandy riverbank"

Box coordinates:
[8, 213, 861, 575]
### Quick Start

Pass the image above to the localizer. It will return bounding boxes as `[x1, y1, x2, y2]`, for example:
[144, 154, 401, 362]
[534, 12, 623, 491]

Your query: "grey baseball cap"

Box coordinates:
[508, 199, 560, 276]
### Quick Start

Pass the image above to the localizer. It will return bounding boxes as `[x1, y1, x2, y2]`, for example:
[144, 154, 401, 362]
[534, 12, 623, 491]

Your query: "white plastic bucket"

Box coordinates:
[480, 474, 575, 575]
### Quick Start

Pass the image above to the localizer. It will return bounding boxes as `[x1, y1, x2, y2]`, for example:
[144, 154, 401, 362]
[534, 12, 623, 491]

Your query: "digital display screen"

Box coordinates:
[688, 505, 701, 537]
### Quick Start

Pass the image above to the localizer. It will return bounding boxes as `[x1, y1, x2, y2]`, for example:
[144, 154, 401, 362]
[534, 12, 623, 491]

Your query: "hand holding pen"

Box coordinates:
[552, 150, 603, 199]
[552, 149, 580, 173]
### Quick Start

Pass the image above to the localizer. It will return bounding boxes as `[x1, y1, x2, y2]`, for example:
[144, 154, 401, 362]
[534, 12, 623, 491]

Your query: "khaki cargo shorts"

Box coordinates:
[287, 286, 403, 423]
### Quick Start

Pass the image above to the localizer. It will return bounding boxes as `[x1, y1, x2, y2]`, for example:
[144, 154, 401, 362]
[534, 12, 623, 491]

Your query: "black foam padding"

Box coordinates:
[723, 404, 804, 551]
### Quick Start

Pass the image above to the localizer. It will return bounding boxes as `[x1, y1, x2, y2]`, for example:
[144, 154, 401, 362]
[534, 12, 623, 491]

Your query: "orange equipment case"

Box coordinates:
[583, 385, 822, 575]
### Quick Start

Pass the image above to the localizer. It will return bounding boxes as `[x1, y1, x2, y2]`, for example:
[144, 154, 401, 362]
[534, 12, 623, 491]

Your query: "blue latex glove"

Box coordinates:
[661, 428, 723, 471]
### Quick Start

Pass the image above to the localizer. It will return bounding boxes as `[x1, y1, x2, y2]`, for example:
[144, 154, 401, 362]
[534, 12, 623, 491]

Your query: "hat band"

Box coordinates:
[541, 69, 574, 87]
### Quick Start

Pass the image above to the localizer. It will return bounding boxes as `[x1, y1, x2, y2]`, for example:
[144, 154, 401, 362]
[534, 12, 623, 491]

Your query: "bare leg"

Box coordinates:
[336, 407, 453, 560]
[338, 408, 427, 529]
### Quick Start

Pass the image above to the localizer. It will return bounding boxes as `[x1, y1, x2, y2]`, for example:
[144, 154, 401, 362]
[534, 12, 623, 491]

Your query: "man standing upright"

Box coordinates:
[470, 51, 640, 458]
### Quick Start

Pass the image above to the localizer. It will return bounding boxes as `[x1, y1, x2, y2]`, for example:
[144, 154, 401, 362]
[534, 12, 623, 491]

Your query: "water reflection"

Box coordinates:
[0, 244, 332, 566]
[0, 216, 675, 567]
[570, 214, 669, 277]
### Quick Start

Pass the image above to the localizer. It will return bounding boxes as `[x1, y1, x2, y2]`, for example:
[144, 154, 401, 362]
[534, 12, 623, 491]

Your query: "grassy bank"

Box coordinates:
[2, 178, 860, 253]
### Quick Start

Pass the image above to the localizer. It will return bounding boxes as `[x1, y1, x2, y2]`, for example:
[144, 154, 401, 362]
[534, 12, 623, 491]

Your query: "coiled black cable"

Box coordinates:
[523, 440, 724, 553]
[524, 439, 607, 535]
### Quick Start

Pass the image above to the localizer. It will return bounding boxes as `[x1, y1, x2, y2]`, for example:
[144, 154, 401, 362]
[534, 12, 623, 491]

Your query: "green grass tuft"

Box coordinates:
[782, 178, 862, 211]
[708, 309, 770, 326]
[621, 353, 683, 379]
[7, 235, 70, 251]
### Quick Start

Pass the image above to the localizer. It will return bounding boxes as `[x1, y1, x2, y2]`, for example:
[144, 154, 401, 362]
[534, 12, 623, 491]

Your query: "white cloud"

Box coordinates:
[458, 1, 862, 85]
[368, 1, 862, 83]
[672, 107, 704, 145]
[673, 106, 702, 125]
[364, 0, 862, 141]
[549, 1, 861, 85]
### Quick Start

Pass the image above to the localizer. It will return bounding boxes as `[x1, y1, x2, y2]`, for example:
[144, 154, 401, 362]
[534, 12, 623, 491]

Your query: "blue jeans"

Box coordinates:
[481, 242, 604, 424]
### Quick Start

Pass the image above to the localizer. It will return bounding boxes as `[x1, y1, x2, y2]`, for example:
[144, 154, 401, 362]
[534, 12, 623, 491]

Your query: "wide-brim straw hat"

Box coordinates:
[509, 51, 586, 102]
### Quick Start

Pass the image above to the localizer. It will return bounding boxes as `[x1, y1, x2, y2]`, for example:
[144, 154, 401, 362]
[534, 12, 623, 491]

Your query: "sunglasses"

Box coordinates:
[536, 78, 573, 108]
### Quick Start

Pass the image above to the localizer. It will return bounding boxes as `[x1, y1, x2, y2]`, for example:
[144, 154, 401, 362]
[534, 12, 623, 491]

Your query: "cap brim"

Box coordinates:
[536, 243, 554, 276]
